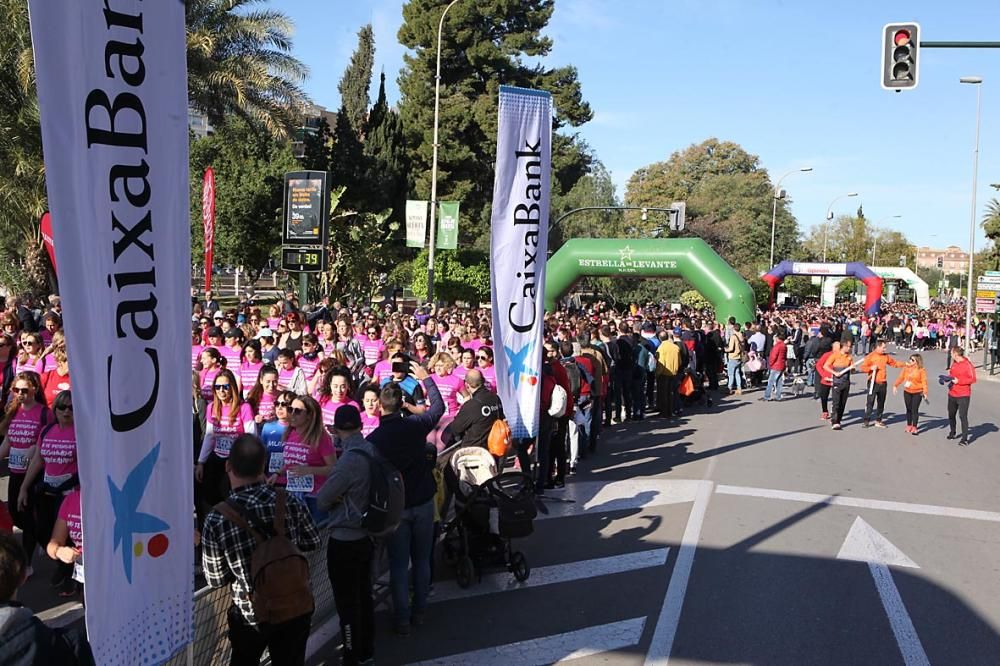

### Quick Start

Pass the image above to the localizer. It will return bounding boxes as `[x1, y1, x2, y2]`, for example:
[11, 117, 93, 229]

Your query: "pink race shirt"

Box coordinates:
[373, 360, 394, 386]
[58, 489, 83, 551]
[256, 391, 277, 422]
[199, 367, 221, 401]
[320, 398, 361, 427]
[480, 365, 497, 392]
[191, 345, 204, 371]
[5, 403, 47, 473]
[360, 336, 385, 366]
[361, 412, 380, 438]
[211, 403, 254, 459]
[283, 429, 335, 496]
[297, 354, 322, 383]
[433, 373, 465, 416]
[39, 423, 77, 483]
[240, 361, 264, 397]
[454, 365, 473, 382]
[219, 345, 242, 371]
[14, 356, 44, 376]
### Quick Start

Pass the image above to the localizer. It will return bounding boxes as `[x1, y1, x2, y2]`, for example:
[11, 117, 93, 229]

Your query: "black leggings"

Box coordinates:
[947, 395, 971, 440]
[7, 473, 37, 560]
[903, 392, 923, 427]
[817, 383, 831, 414]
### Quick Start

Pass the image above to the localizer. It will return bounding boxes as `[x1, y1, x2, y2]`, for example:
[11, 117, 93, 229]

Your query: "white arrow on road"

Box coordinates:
[837, 517, 930, 666]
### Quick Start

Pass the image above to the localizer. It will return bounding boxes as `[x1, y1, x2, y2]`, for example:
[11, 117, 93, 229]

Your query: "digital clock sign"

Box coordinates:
[281, 246, 326, 272]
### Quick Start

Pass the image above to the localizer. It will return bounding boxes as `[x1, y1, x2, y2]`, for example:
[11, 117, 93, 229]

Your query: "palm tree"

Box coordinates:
[186, 0, 311, 139]
[983, 198, 1000, 269]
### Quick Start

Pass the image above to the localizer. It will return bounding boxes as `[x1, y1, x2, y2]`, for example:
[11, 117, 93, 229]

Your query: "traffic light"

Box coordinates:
[881, 22, 920, 91]
[936, 257, 943, 269]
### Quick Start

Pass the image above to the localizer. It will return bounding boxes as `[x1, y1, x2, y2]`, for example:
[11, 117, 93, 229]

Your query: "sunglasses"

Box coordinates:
[214, 384, 232, 391]
[12, 387, 31, 395]
[477, 355, 489, 361]
[56, 405, 73, 412]
[289, 406, 306, 415]
[21, 340, 36, 346]
[275, 401, 292, 407]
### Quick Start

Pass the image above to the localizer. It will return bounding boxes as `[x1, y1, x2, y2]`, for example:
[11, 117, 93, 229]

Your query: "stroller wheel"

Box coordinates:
[510, 551, 530, 582]
[456, 556, 475, 589]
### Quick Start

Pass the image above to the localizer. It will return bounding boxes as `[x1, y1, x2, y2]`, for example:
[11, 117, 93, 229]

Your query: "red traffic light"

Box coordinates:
[894, 29, 911, 47]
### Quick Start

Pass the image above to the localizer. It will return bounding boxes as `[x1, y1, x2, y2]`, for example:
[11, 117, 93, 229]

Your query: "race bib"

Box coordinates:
[73, 555, 85, 584]
[286, 473, 314, 494]
[904, 381, 912, 389]
[268, 451, 285, 474]
[214, 437, 234, 459]
[8, 451, 29, 473]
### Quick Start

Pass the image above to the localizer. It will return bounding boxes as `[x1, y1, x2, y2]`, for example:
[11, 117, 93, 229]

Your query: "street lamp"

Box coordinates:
[770, 167, 813, 268]
[871, 214, 902, 265]
[960, 76, 982, 354]
[426, 0, 461, 304]
[822, 192, 859, 263]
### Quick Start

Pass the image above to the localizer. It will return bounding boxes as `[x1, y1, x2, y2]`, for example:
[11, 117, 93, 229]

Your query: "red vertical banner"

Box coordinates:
[39, 212, 57, 276]
[202, 167, 216, 292]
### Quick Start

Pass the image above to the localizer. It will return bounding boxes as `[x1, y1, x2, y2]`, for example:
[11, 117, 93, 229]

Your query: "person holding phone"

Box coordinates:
[380, 352, 427, 415]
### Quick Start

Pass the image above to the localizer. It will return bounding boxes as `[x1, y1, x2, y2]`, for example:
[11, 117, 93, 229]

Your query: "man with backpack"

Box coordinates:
[317, 405, 385, 666]
[614, 323, 636, 422]
[559, 341, 594, 474]
[633, 326, 658, 420]
[367, 362, 444, 635]
[201, 434, 320, 666]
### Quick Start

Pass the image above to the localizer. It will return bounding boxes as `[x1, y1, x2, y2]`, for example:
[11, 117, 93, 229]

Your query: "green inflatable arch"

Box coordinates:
[545, 238, 757, 324]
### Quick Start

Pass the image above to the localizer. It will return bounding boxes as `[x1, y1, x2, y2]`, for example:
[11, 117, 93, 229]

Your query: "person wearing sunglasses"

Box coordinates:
[475, 346, 497, 392]
[20, 390, 78, 595]
[281, 396, 336, 521]
[197, 370, 256, 507]
[358, 324, 385, 376]
[0, 371, 52, 572]
[297, 334, 325, 394]
[14, 333, 44, 377]
[261, 390, 295, 483]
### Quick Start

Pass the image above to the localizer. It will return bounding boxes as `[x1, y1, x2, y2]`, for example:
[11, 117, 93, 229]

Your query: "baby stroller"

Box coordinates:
[442, 446, 536, 588]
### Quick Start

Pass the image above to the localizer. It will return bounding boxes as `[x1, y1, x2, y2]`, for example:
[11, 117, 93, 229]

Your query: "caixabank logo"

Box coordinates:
[504, 340, 539, 390]
[108, 442, 171, 583]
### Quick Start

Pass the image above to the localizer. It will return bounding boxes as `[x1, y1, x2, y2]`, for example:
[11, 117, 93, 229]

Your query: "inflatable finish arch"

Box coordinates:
[545, 238, 756, 324]
[762, 261, 883, 314]
[821, 267, 930, 309]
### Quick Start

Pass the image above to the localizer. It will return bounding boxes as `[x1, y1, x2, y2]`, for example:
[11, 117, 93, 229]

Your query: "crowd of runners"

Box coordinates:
[0, 287, 992, 665]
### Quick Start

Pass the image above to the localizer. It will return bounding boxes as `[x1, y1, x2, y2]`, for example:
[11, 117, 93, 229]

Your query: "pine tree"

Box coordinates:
[338, 24, 375, 137]
[364, 72, 408, 215]
[329, 106, 365, 210]
[396, 0, 593, 248]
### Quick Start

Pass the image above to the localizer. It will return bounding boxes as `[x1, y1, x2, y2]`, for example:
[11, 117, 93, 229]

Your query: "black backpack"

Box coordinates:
[560, 358, 583, 399]
[351, 448, 405, 537]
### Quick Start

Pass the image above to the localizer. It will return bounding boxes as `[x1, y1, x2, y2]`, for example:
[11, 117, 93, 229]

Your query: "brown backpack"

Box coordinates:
[214, 488, 314, 624]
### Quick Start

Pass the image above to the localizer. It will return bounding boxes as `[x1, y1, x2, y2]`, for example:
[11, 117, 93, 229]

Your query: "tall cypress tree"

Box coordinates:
[396, 0, 593, 248]
[338, 24, 375, 137]
[364, 72, 407, 215]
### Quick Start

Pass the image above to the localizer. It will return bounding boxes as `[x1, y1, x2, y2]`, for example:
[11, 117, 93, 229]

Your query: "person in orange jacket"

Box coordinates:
[893, 353, 929, 435]
[859, 339, 905, 428]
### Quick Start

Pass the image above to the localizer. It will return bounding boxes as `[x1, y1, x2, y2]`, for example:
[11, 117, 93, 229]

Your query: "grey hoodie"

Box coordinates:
[316, 431, 374, 541]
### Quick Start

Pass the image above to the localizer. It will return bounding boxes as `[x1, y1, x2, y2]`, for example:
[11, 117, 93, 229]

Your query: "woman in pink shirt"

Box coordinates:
[198, 347, 224, 402]
[428, 352, 465, 451]
[360, 385, 381, 438]
[239, 340, 265, 399]
[247, 366, 281, 425]
[317, 366, 361, 433]
[280, 395, 336, 521]
[476, 346, 497, 392]
[453, 348, 476, 382]
[14, 332, 45, 377]
[358, 323, 386, 374]
[0, 371, 51, 568]
[372, 338, 403, 387]
[20, 390, 77, 592]
[47, 487, 83, 595]
[276, 349, 307, 395]
[196, 370, 256, 507]
[297, 334, 325, 392]
[191, 328, 205, 371]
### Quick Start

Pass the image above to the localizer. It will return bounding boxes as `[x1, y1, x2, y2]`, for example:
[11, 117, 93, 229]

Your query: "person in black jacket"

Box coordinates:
[366, 362, 444, 635]
[446, 369, 501, 450]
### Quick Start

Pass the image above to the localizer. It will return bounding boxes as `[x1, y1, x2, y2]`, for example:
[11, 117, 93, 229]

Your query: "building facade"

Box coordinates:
[915, 245, 969, 275]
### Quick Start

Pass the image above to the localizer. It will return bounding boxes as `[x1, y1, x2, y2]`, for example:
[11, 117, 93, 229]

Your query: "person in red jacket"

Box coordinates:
[762, 332, 788, 401]
[537, 342, 572, 492]
[944, 346, 976, 445]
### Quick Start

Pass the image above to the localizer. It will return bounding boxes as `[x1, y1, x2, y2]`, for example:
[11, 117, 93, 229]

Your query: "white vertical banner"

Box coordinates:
[489, 86, 552, 439]
[406, 199, 429, 248]
[28, 1, 193, 663]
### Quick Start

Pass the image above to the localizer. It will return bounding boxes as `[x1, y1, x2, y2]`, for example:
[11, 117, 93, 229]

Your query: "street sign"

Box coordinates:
[985, 271, 1000, 277]
[281, 246, 326, 272]
[975, 297, 997, 314]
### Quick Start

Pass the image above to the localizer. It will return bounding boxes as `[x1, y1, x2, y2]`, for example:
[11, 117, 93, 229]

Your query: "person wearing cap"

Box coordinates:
[255, 327, 279, 364]
[316, 405, 377, 665]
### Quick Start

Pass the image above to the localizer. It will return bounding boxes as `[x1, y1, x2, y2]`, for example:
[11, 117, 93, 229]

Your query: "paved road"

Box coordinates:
[306, 345, 999, 665]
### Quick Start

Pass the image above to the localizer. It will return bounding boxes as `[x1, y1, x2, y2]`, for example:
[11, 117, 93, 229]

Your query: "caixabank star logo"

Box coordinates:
[108, 442, 171, 583]
[504, 340, 539, 390]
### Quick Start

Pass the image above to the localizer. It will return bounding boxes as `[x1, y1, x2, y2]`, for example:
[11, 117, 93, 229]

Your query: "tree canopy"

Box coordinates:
[396, 0, 594, 248]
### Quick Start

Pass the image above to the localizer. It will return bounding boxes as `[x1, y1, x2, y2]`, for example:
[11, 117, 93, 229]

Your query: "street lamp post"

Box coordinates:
[426, 0, 461, 305]
[960, 76, 983, 354]
[770, 167, 812, 268]
[871, 214, 902, 265]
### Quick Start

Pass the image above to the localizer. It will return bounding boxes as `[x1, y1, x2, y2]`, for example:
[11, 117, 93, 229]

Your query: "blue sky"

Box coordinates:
[280, 0, 1000, 254]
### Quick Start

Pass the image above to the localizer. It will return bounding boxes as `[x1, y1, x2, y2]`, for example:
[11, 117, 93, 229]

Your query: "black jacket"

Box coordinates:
[368, 378, 444, 508]
[447, 388, 503, 449]
[0, 603, 94, 665]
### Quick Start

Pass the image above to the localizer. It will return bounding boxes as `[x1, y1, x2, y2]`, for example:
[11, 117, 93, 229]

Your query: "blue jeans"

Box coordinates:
[764, 369, 784, 400]
[805, 359, 817, 387]
[387, 498, 435, 623]
[726, 359, 744, 390]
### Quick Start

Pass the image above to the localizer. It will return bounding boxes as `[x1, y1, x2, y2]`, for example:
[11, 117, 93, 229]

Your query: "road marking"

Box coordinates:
[432, 548, 670, 603]
[408, 617, 647, 665]
[644, 480, 714, 665]
[716, 484, 1000, 523]
[589, 456, 660, 473]
[837, 517, 930, 666]
[538, 478, 703, 520]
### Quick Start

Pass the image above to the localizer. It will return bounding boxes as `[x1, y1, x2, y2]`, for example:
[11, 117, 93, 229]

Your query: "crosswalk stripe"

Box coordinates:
[537, 478, 705, 520]
[431, 547, 670, 604]
[408, 617, 647, 666]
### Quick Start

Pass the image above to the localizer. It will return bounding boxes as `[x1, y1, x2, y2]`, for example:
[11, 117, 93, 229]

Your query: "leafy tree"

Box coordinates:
[800, 213, 913, 268]
[189, 118, 299, 283]
[338, 24, 375, 136]
[0, 0, 48, 294]
[300, 115, 333, 172]
[364, 72, 408, 218]
[550, 160, 621, 251]
[982, 199, 1000, 269]
[398, 248, 490, 305]
[329, 107, 365, 209]
[186, 0, 310, 139]
[396, 0, 594, 247]
[680, 290, 710, 311]
[625, 139, 801, 280]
